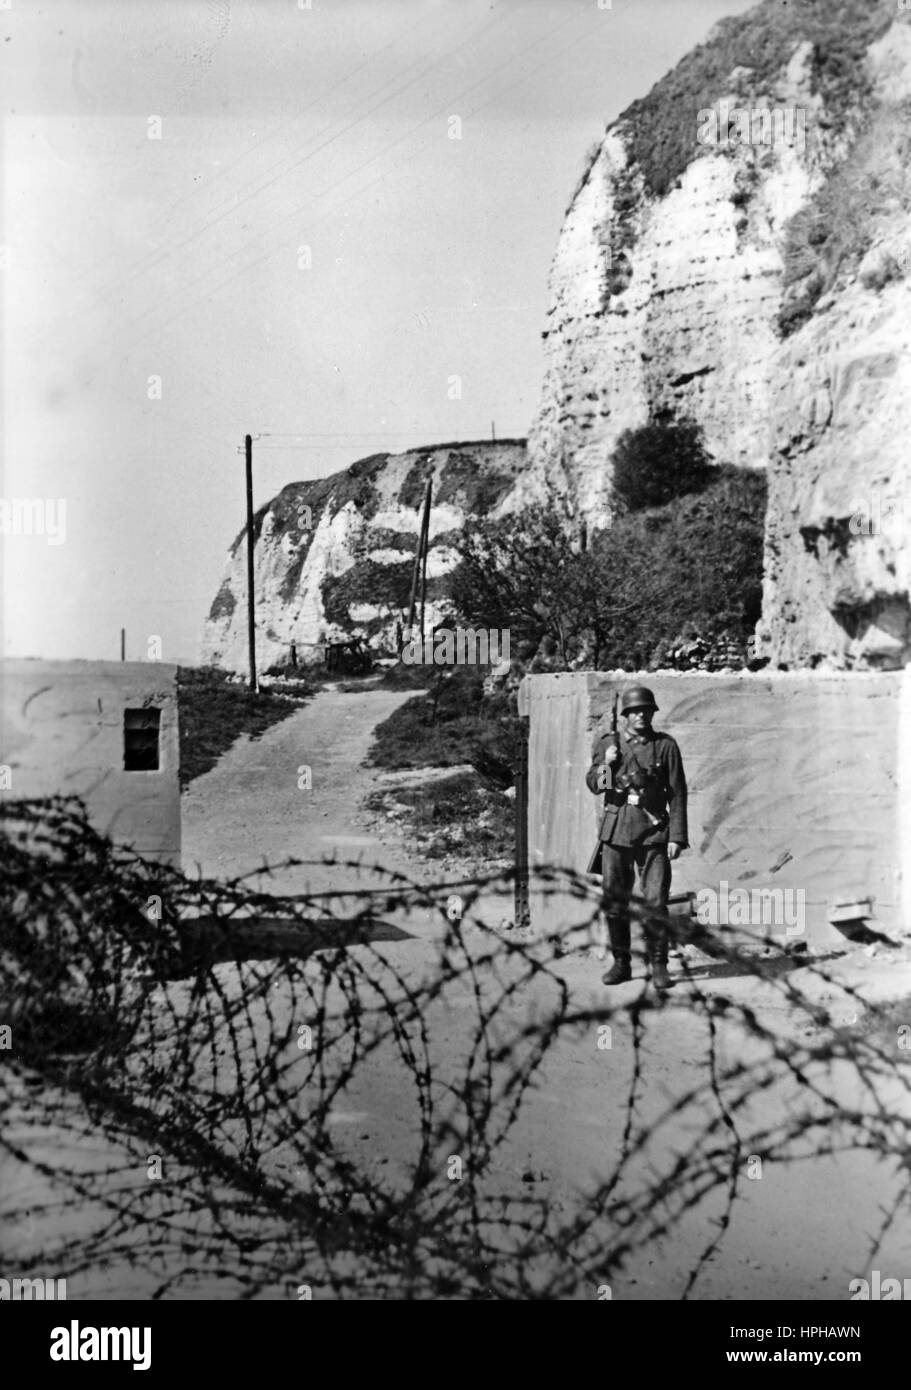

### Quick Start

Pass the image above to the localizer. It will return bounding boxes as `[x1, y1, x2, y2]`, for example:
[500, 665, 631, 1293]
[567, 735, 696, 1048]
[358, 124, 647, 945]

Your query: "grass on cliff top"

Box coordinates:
[228, 454, 391, 561]
[778, 99, 911, 335]
[176, 666, 317, 789]
[606, 0, 893, 202]
[219, 441, 527, 613]
[231, 440, 529, 557]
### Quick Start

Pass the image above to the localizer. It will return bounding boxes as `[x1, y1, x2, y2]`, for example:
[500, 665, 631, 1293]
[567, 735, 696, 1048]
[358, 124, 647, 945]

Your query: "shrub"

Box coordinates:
[611, 415, 715, 513]
[445, 470, 766, 672]
[447, 503, 593, 668]
[591, 469, 768, 669]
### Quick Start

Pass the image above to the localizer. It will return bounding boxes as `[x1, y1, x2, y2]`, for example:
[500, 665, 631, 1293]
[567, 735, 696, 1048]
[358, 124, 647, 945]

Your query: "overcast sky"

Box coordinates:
[1, 0, 754, 663]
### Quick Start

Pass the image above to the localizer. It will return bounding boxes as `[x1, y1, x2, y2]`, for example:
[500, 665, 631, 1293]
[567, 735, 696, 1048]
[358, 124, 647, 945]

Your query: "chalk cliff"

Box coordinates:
[527, 0, 911, 667]
[199, 441, 525, 672]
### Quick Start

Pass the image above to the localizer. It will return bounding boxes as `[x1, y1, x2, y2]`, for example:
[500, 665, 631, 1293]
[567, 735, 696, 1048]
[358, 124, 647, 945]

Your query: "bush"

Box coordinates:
[592, 469, 767, 669]
[446, 503, 589, 666]
[611, 415, 715, 513]
[445, 469, 766, 672]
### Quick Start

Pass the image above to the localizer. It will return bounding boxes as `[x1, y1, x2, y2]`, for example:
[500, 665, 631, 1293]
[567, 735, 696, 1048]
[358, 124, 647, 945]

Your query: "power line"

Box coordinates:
[57, 4, 510, 351]
[71, 5, 450, 297]
[260, 429, 508, 437]
[84, 3, 592, 372]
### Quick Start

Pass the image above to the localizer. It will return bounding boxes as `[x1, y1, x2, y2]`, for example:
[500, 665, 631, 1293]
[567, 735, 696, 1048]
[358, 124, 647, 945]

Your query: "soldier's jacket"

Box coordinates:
[585, 725, 688, 873]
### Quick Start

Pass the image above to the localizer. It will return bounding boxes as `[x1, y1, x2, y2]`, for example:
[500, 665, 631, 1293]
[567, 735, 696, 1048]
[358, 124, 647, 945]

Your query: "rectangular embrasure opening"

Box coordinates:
[124, 708, 161, 771]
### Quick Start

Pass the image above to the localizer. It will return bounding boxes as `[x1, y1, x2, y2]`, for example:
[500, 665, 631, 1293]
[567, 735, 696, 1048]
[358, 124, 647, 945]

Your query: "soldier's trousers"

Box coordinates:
[600, 843, 672, 963]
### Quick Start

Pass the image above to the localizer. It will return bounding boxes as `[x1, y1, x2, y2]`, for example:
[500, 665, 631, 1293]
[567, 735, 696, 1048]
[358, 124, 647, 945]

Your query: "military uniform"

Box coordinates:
[585, 691, 688, 985]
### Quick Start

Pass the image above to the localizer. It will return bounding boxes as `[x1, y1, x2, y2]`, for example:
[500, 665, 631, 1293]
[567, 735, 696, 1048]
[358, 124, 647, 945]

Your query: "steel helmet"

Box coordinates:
[620, 684, 658, 714]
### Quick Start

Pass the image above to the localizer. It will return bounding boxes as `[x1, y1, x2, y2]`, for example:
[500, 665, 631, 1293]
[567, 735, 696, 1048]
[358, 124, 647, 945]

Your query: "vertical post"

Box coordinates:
[406, 529, 421, 639]
[120, 628, 126, 662]
[407, 476, 432, 649]
[515, 715, 530, 930]
[491, 419, 496, 442]
[245, 434, 258, 693]
[419, 476, 431, 645]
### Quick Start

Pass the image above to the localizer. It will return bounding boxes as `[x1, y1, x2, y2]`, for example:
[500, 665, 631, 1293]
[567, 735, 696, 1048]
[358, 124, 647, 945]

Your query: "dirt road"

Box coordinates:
[183, 683, 425, 895]
[182, 680, 512, 935]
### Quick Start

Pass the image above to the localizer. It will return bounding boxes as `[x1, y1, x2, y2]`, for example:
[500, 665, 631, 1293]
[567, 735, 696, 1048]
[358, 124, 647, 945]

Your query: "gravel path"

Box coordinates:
[181, 683, 426, 898]
[182, 681, 514, 928]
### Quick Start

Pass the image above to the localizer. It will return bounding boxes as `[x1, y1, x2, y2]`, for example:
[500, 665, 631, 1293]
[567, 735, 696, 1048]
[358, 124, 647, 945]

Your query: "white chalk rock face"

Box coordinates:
[527, 5, 911, 667]
[756, 260, 911, 668]
[526, 48, 825, 520]
[755, 19, 911, 669]
[199, 441, 527, 673]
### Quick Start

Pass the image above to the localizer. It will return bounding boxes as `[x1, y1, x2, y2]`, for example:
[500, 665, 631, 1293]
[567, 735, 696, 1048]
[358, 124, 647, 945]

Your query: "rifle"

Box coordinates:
[603, 693, 619, 789]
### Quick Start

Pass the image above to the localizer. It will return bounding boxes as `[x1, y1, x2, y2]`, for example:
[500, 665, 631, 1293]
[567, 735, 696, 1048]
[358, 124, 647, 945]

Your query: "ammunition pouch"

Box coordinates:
[619, 805, 669, 844]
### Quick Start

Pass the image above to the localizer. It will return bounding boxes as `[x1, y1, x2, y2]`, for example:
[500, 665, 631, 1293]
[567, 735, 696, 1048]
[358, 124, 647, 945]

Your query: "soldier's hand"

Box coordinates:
[667, 842, 682, 861]
[603, 744, 619, 765]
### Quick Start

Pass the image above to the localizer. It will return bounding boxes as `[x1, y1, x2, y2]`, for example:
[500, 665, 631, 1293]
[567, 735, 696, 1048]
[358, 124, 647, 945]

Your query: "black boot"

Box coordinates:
[646, 918, 674, 991]
[650, 956, 673, 992]
[601, 915, 632, 986]
[602, 956, 632, 985]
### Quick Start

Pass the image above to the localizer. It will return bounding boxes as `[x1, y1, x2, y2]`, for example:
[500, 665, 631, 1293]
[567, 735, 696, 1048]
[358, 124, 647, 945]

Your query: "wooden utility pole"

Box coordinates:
[120, 628, 125, 662]
[406, 542, 420, 640]
[418, 476, 432, 644]
[406, 476, 432, 649]
[245, 434, 258, 692]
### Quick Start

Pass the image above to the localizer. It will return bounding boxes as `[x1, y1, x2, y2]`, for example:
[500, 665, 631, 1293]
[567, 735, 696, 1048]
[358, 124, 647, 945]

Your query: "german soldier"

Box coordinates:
[585, 685, 688, 991]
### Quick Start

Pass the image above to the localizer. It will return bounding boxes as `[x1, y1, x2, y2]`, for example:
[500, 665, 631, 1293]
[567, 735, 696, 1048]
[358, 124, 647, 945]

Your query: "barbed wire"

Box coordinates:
[1, 796, 908, 1299]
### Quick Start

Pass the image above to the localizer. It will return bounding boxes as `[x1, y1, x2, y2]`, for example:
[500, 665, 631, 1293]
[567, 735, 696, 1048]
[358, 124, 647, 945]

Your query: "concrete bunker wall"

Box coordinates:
[1, 660, 181, 865]
[519, 670, 910, 950]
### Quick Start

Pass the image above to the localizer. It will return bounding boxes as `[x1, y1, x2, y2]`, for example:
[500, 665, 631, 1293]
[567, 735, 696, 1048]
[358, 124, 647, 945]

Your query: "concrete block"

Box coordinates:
[521, 669, 907, 949]
[1, 660, 181, 866]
